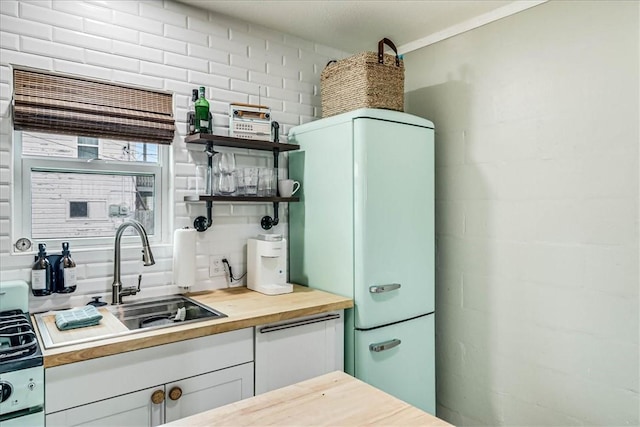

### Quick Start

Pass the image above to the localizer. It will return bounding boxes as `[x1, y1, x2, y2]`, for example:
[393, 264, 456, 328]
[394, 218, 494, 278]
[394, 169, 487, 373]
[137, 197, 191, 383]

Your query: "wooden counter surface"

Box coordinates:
[38, 285, 352, 368]
[162, 371, 453, 426]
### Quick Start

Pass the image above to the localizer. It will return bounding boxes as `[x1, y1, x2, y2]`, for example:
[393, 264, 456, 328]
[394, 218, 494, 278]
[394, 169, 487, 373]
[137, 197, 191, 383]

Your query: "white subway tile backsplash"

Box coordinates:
[164, 24, 208, 46]
[282, 77, 314, 94]
[229, 79, 261, 99]
[164, 52, 207, 73]
[230, 53, 266, 73]
[22, 37, 85, 62]
[0, 66, 10, 84]
[53, 27, 111, 52]
[266, 40, 299, 60]
[0, 49, 52, 69]
[187, 43, 228, 65]
[187, 70, 229, 90]
[0, 32, 19, 51]
[87, 0, 137, 15]
[248, 70, 281, 88]
[283, 101, 313, 117]
[267, 62, 299, 80]
[140, 61, 187, 81]
[140, 2, 186, 28]
[140, 32, 186, 54]
[53, 59, 112, 81]
[84, 19, 138, 43]
[52, 1, 112, 22]
[112, 69, 163, 89]
[267, 86, 300, 103]
[208, 61, 246, 81]
[86, 50, 139, 72]
[1, 14, 52, 40]
[187, 15, 229, 39]
[0, 1, 19, 17]
[209, 34, 247, 55]
[19, 2, 83, 31]
[112, 10, 163, 35]
[112, 40, 162, 63]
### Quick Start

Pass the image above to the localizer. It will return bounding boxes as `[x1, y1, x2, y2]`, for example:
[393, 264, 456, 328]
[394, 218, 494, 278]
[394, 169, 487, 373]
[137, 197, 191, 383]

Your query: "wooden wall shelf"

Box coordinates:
[185, 133, 299, 152]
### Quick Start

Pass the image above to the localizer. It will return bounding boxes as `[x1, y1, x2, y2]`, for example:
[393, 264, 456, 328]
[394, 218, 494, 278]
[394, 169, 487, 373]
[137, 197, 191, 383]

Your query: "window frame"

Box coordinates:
[12, 131, 171, 251]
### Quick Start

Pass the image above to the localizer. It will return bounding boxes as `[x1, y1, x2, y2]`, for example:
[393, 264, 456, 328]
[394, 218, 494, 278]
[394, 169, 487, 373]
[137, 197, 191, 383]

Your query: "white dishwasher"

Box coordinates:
[254, 310, 344, 394]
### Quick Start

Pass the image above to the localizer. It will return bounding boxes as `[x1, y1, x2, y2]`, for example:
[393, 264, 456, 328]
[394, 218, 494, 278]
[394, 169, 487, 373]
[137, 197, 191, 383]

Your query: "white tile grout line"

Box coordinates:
[398, 0, 548, 54]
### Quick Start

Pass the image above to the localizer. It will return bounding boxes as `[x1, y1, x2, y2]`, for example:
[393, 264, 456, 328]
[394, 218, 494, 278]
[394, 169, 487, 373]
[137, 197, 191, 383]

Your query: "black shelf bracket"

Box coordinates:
[260, 147, 280, 230]
[193, 141, 215, 232]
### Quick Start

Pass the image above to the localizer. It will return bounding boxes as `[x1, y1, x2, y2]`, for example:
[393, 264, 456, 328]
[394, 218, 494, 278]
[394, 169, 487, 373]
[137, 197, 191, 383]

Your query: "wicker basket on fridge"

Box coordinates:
[320, 38, 404, 118]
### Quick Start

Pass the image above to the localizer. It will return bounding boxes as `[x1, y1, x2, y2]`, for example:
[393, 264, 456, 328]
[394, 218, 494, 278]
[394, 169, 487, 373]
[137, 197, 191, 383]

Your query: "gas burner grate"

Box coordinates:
[0, 310, 39, 362]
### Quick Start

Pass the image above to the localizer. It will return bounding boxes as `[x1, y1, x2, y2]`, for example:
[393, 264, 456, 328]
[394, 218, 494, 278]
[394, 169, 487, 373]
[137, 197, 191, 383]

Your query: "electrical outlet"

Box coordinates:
[209, 255, 227, 277]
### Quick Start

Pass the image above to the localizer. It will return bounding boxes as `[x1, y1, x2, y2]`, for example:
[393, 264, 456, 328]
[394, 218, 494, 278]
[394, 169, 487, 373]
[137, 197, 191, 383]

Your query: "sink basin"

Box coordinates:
[34, 295, 227, 349]
[107, 295, 226, 330]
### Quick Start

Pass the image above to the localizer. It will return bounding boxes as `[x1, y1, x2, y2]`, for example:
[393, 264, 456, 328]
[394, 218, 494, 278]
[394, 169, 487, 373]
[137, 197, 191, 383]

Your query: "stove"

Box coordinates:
[0, 281, 44, 426]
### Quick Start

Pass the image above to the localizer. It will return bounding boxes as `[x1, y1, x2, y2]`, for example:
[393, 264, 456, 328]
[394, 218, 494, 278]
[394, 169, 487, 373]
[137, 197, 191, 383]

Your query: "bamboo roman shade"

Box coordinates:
[13, 67, 175, 144]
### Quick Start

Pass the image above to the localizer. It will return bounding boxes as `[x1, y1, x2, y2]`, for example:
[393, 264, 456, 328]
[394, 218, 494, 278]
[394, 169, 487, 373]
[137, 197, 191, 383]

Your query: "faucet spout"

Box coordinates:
[111, 220, 155, 305]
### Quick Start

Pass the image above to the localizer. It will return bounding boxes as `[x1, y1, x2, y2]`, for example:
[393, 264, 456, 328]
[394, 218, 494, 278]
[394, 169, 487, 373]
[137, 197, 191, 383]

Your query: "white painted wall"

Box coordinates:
[0, 0, 348, 312]
[404, 1, 639, 425]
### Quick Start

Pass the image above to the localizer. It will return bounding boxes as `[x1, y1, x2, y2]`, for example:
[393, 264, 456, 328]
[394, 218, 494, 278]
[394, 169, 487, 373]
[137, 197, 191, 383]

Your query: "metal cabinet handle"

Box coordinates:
[150, 389, 165, 404]
[169, 386, 183, 401]
[259, 313, 341, 334]
[369, 283, 401, 294]
[369, 339, 401, 352]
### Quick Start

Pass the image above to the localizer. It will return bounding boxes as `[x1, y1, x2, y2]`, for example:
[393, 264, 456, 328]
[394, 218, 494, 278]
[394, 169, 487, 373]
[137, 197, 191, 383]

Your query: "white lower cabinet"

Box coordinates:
[45, 328, 254, 427]
[164, 363, 253, 424]
[45, 363, 254, 427]
[254, 310, 344, 394]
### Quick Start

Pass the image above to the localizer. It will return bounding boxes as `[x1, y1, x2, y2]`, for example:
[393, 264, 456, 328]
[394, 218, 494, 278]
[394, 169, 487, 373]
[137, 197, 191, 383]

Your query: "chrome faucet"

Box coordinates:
[111, 220, 155, 305]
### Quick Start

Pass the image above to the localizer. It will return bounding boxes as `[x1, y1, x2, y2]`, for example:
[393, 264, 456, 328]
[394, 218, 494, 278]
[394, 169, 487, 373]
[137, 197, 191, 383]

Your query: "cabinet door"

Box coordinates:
[254, 311, 344, 395]
[45, 386, 164, 427]
[164, 362, 254, 424]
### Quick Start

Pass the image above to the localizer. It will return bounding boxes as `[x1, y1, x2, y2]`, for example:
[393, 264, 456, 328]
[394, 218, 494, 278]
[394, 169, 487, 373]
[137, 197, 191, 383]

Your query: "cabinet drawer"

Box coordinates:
[46, 328, 253, 414]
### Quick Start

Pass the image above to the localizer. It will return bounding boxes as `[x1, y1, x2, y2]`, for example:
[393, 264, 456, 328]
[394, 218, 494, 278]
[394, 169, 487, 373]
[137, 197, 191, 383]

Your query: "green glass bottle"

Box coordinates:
[194, 86, 210, 134]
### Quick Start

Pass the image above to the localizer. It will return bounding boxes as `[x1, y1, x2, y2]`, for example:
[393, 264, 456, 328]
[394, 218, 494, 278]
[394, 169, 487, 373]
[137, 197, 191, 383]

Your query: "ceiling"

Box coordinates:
[176, 0, 516, 54]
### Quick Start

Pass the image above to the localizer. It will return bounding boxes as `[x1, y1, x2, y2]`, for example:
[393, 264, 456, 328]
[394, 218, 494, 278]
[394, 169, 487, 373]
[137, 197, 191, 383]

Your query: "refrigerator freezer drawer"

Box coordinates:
[354, 314, 435, 414]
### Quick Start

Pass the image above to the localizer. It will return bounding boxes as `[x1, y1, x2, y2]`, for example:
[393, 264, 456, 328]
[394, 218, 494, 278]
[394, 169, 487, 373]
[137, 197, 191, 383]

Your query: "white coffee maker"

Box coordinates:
[247, 234, 292, 295]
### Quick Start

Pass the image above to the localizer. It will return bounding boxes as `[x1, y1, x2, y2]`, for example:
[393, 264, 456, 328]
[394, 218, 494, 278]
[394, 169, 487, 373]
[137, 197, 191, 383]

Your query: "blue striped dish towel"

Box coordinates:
[55, 306, 103, 331]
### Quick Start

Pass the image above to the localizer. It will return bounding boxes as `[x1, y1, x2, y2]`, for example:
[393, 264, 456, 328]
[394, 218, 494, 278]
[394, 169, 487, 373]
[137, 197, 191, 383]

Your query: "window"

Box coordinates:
[69, 201, 89, 218]
[77, 137, 99, 160]
[13, 130, 168, 247]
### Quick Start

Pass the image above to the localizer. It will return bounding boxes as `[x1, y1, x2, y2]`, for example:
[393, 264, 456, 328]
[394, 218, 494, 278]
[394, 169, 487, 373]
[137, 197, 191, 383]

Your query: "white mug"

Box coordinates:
[278, 179, 300, 197]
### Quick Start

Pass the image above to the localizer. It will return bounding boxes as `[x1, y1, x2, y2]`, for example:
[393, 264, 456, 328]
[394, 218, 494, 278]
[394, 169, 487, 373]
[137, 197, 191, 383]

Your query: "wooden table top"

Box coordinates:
[37, 285, 353, 368]
[162, 371, 453, 426]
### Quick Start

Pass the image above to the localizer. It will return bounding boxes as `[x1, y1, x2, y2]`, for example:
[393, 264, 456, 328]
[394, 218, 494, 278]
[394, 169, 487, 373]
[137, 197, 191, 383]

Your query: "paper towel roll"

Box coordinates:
[173, 227, 197, 290]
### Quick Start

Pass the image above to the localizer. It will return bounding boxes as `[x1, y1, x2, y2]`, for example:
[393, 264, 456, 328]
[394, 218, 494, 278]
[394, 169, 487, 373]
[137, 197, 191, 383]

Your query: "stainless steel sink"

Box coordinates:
[35, 295, 227, 349]
[107, 295, 226, 330]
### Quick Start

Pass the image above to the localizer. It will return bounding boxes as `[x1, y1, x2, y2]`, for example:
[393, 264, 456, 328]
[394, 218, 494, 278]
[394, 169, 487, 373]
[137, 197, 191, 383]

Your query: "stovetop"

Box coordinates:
[0, 309, 43, 374]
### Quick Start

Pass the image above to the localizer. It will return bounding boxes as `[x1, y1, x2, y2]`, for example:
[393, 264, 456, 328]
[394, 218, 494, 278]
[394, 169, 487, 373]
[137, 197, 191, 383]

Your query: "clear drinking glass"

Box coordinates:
[258, 168, 275, 197]
[217, 153, 236, 195]
[233, 169, 245, 196]
[243, 167, 259, 196]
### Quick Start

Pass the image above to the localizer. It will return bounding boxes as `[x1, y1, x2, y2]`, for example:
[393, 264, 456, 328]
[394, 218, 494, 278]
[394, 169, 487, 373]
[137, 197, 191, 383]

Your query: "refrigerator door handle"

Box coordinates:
[369, 283, 401, 293]
[369, 338, 401, 352]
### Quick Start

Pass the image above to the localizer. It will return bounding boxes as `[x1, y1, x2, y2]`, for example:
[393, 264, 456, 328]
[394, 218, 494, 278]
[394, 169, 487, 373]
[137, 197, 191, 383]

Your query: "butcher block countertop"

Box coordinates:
[162, 371, 453, 427]
[36, 285, 352, 368]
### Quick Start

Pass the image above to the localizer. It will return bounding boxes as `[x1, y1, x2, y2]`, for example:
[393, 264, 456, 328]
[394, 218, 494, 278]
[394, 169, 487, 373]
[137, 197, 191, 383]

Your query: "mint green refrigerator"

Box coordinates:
[288, 108, 435, 414]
